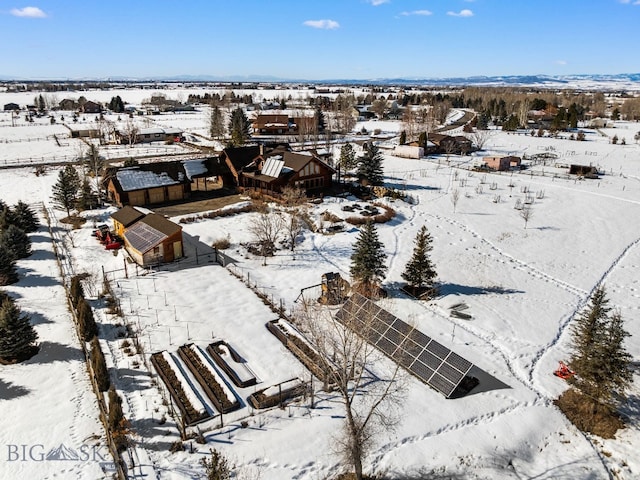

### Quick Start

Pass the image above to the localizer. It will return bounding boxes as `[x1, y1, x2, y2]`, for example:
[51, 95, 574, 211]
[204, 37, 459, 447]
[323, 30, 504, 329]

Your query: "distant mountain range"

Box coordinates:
[1, 73, 639, 89]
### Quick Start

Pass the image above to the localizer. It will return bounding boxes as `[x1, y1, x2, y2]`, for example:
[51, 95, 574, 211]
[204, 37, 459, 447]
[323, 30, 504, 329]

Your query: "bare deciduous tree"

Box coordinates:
[520, 205, 533, 229]
[123, 118, 139, 148]
[468, 129, 493, 151]
[284, 210, 306, 252]
[249, 210, 285, 264]
[297, 301, 405, 480]
[450, 188, 461, 213]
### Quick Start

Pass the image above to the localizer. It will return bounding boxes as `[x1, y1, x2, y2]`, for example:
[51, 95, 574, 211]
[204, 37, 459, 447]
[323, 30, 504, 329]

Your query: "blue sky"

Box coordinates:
[1, 1, 639, 80]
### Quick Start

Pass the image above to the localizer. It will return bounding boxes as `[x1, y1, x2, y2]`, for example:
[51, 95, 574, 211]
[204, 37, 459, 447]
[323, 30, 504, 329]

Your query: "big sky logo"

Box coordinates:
[5, 442, 113, 469]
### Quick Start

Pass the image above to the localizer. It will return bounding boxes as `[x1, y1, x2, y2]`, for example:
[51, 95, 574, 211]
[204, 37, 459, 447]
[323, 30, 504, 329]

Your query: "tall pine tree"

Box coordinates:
[568, 287, 633, 412]
[51, 165, 80, 217]
[228, 107, 250, 147]
[90, 337, 110, 392]
[350, 221, 387, 296]
[209, 105, 225, 139]
[357, 143, 384, 186]
[401, 225, 437, 297]
[0, 297, 38, 361]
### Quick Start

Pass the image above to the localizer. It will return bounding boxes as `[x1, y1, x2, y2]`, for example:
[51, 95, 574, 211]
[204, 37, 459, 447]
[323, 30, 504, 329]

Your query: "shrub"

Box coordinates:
[212, 237, 231, 250]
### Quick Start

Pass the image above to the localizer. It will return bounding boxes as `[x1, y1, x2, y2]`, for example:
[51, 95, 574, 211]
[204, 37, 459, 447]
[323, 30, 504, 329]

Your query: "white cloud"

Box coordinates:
[368, 0, 390, 5]
[303, 19, 340, 30]
[555, 60, 568, 65]
[10, 6, 47, 18]
[447, 9, 474, 17]
[400, 10, 433, 16]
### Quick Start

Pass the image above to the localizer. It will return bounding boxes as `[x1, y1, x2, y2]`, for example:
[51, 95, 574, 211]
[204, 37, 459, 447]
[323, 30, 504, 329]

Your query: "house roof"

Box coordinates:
[110, 206, 145, 227]
[124, 214, 181, 254]
[115, 167, 181, 192]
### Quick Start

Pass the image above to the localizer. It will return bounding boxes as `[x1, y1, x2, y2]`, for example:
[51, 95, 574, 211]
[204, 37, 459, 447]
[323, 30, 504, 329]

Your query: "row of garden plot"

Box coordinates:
[151, 344, 242, 426]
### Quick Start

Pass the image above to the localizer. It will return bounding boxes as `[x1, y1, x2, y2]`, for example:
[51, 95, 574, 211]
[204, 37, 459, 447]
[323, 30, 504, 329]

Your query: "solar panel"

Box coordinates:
[334, 294, 475, 398]
[261, 156, 284, 177]
[124, 222, 168, 254]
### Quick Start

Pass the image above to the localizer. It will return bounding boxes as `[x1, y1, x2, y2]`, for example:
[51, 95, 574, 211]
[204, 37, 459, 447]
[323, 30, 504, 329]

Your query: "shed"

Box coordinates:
[123, 214, 183, 266]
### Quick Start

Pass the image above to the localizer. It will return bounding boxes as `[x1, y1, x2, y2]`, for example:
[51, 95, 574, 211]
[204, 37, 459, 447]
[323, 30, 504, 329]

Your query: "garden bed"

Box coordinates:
[207, 341, 257, 388]
[248, 378, 308, 410]
[151, 351, 211, 426]
[266, 319, 334, 383]
[178, 344, 240, 413]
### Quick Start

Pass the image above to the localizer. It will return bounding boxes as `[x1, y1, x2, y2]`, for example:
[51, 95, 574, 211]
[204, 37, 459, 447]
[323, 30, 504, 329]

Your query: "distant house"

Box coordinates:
[80, 101, 102, 114]
[58, 99, 77, 111]
[122, 213, 183, 266]
[239, 150, 335, 194]
[483, 155, 521, 171]
[116, 127, 184, 144]
[252, 113, 317, 135]
[3, 103, 19, 111]
[428, 133, 472, 154]
[110, 205, 146, 237]
[70, 127, 101, 139]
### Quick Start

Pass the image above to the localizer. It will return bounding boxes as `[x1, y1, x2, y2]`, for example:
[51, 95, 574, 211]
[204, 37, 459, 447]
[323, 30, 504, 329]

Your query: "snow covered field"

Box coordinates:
[1, 88, 639, 479]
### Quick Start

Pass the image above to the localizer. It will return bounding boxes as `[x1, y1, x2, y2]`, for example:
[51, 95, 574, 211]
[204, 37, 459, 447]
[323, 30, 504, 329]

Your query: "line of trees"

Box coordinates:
[0, 200, 38, 286]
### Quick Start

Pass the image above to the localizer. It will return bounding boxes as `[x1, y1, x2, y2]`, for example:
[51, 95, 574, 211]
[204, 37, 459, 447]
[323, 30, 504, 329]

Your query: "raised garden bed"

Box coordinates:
[207, 341, 257, 388]
[178, 344, 240, 413]
[248, 378, 308, 410]
[266, 319, 334, 383]
[151, 351, 211, 426]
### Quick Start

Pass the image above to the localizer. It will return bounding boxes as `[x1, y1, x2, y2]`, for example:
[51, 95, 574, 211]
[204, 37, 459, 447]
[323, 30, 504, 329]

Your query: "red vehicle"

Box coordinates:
[554, 361, 575, 380]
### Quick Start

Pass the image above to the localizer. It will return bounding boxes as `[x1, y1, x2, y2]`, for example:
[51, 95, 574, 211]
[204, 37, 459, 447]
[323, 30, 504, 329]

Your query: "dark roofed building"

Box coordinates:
[4, 103, 20, 111]
[122, 213, 183, 266]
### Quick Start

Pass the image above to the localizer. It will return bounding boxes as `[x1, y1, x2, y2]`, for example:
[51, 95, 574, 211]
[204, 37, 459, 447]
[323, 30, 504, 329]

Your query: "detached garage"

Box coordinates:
[123, 214, 183, 267]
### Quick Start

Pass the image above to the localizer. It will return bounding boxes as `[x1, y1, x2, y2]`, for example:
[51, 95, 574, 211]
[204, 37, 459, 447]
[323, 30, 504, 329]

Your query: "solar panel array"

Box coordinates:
[124, 221, 168, 254]
[335, 294, 474, 398]
[261, 156, 285, 178]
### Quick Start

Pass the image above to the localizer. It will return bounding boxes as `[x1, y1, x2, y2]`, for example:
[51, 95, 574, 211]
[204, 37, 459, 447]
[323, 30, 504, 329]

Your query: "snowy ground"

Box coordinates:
[1, 89, 639, 479]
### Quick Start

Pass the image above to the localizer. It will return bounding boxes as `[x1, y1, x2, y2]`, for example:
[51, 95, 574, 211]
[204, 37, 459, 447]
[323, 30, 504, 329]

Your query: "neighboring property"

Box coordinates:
[3, 103, 20, 111]
[428, 133, 473, 154]
[115, 127, 184, 144]
[80, 101, 102, 114]
[483, 155, 522, 171]
[239, 149, 335, 195]
[58, 99, 77, 111]
[252, 113, 317, 136]
[70, 127, 101, 139]
[122, 213, 183, 266]
[110, 205, 146, 237]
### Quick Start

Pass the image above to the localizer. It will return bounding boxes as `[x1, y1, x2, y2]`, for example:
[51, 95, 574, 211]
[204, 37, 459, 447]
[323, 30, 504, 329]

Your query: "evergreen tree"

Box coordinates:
[228, 107, 250, 146]
[357, 143, 384, 186]
[401, 225, 438, 296]
[0, 297, 38, 361]
[12, 201, 39, 233]
[108, 96, 125, 113]
[37, 94, 46, 113]
[1, 224, 31, 260]
[51, 165, 80, 217]
[399, 130, 407, 145]
[209, 105, 225, 139]
[314, 106, 326, 133]
[339, 143, 357, 172]
[502, 114, 520, 131]
[0, 244, 18, 286]
[90, 337, 110, 392]
[77, 298, 98, 341]
[350, 221, 387, 295]
[77, 178, 98, 211]
[611, 108, 620, 121]
[476, 111, 490, 130]
[568, 287, 632, 411]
